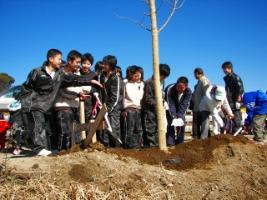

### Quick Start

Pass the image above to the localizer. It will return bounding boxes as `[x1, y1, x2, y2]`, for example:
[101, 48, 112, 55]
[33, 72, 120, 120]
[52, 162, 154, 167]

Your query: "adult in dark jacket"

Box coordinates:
[165, 77, 192, 145]
[142, 64, 170, 147]
[99, 55, 123, 147]
[20, 49, 99, 155]
[222, 61, 244, 132]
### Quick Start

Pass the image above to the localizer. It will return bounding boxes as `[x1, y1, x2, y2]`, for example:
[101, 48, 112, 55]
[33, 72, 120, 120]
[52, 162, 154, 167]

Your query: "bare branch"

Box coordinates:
[114, 0, 184, 33]
[114, 12, 151, 32]
[142, 0, 149, 4]
[155, 0, 164, 14]
[158, 0, 185, 33]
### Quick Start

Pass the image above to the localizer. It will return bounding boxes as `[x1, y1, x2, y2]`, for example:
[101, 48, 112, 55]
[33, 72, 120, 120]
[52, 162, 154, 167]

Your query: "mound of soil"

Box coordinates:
[109, 134, 249, 170]
[1, 134, 266, 199]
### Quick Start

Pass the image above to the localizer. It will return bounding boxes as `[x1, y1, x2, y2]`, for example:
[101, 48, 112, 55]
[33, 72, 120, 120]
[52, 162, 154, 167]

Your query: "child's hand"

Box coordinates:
[228, 114, 234, 120]
[121, 111, 127, 117]
[79, 92, 88, 101]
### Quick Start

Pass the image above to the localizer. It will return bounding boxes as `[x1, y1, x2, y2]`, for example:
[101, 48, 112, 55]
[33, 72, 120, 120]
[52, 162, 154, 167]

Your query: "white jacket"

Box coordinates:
[54, 86, 91, 108]
[193, 76, 210, 112]
[199, 85, 233, 127]
[123, 81, 144, 109]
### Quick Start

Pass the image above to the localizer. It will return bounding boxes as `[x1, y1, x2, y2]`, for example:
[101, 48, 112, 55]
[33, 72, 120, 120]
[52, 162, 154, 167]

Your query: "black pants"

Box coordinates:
[31, 110, 54, 150]
[166, 112, 185, 145]
[84, 96, 93, 122]
[143, 108, 158, 147]
[123, 109, 143, 148]
[192, 111, 201, 139]
[56, 108, 79, 150]
[166, 125, 185, 145]
[10, 110, 34, 147]
[100, 109, 121, 147]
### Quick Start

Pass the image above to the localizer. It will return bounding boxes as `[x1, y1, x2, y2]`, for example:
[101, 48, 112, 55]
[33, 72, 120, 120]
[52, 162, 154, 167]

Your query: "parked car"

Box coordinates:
[0, 85, 21, 120]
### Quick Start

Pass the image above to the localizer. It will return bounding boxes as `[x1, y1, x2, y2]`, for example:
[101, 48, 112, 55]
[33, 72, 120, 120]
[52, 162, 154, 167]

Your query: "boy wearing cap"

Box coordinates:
[199, 85, 234, 139]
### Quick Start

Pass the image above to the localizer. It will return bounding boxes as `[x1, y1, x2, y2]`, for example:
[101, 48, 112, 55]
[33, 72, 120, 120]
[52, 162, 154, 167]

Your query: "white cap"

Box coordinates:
[214, 86, 226, 101]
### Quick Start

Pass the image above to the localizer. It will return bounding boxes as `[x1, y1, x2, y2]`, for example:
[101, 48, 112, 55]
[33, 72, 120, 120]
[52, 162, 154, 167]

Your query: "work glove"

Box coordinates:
[171, 118, 184, 127]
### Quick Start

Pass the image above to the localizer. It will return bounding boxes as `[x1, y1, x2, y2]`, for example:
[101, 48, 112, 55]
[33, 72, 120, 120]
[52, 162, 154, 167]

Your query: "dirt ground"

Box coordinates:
[0, 134, 267, 200]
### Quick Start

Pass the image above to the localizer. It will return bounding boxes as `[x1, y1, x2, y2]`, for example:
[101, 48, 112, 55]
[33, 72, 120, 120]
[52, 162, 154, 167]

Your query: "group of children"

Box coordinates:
[12, 49, 267, 156]
[17, 49, 169, 155]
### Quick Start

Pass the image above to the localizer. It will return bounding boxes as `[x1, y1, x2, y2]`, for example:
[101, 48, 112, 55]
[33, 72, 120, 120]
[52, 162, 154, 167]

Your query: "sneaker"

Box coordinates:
[37, 149, 52, 156]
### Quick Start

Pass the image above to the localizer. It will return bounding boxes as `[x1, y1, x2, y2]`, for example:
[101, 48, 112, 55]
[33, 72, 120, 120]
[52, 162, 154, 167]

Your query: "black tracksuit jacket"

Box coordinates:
[20, 64, 97, 113]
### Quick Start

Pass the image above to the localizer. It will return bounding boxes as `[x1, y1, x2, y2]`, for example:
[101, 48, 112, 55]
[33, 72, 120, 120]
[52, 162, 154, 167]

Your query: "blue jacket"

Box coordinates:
[243, 90, 267, 125]
[165, 83, 192, 121]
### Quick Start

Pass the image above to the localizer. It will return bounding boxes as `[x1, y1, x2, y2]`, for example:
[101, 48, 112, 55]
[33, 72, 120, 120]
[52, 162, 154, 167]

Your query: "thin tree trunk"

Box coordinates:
[149, 0, 167, 150]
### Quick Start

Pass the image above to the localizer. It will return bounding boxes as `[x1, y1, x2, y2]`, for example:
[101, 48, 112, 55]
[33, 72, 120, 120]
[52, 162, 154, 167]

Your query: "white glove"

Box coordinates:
[171, 118, 184, 127]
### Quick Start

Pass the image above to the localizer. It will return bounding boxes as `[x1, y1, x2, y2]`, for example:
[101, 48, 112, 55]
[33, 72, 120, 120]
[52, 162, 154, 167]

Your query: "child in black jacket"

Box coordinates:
[20, 49, 99, 155]
[99, 55, 123, 147]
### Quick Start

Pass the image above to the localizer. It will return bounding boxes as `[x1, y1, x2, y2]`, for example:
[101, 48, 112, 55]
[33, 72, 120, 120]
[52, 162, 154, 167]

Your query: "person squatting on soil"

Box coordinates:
[199, 85, 234, 139]
[142, 64, 170, 147]
[20, 49, 100, 156]
[99, 55, 123, 147]
[242, 90, 267, 144]
[165, 77, 192, 146]
[191, 68, 211, 139]
[54, 50, 95, 151]
[122, 65, 144, 148]
[222, 61, 244, 133]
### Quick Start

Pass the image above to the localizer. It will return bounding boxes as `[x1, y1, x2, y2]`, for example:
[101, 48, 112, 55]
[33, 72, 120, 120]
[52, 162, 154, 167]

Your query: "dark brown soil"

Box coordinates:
[58, 142, 106, 156]
[88, 142, 107, 151]
[109, 134, 250, 170]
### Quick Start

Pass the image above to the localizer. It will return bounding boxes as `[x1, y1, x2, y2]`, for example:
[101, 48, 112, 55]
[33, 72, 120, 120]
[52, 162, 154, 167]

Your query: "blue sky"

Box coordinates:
[0, 0, 266, 91]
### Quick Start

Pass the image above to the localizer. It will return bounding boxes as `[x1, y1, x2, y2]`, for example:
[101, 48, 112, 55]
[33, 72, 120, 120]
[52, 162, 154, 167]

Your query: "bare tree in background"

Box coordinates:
[116, 0, 185, 150]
